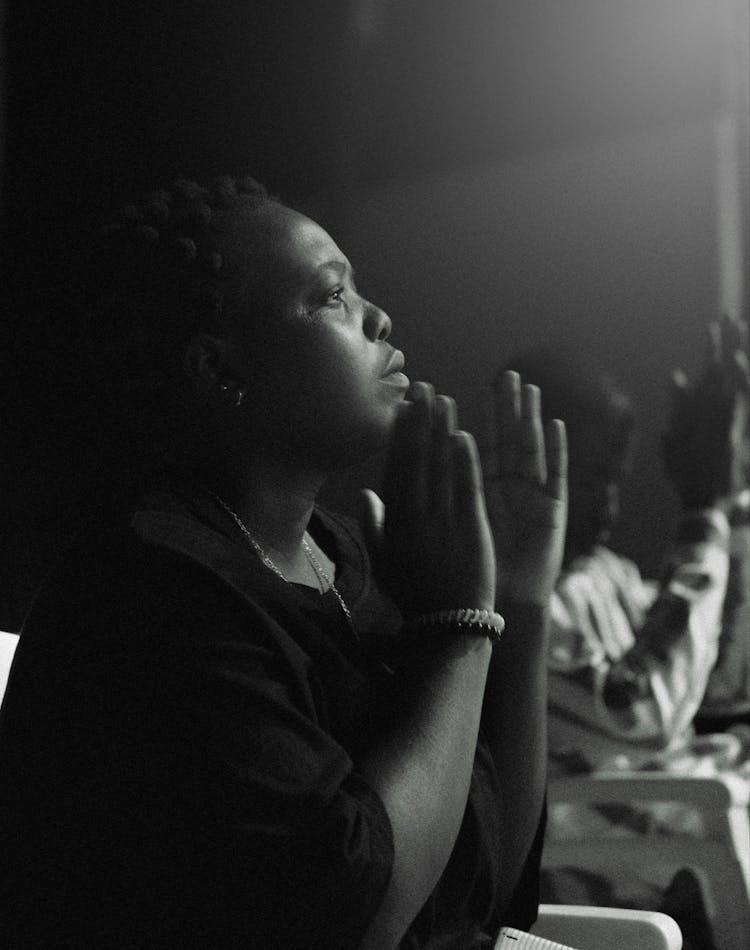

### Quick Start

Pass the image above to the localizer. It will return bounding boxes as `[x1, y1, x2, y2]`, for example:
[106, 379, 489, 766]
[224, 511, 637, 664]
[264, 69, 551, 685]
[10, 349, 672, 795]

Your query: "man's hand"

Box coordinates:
[663, 314, 749, 510]
[362, 381, 496, 620]
[482, 371, 568, 606]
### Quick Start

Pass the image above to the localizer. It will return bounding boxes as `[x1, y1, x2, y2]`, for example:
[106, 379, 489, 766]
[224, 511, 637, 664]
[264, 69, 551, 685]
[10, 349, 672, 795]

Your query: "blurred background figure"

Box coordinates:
[497, 314, 748, 950]
[665, 319, 750, 736]
[500, 313, 749, 777]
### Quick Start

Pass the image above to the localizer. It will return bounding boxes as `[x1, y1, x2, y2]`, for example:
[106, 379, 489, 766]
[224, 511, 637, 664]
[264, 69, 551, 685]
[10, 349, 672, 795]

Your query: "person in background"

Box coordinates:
[494, 317, 748, 950]
[669, 319, 750, 737]
[0, 175, 567, 949]
[499, 315, 749, 777]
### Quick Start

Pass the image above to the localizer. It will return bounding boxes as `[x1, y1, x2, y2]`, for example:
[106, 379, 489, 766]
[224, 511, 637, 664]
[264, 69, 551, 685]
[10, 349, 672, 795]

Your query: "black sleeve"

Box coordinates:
[0, 536, 394, 950]
[178, 580, 396, 949]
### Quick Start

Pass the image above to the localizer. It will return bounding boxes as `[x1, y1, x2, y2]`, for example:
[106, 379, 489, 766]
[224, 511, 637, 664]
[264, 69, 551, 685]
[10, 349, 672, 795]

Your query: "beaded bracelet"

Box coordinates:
[407, 608, 505, 643]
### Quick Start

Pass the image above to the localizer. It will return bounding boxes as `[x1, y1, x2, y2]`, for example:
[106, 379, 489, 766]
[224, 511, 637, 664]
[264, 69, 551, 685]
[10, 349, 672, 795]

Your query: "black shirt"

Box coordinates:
[0, 489, 542, 948]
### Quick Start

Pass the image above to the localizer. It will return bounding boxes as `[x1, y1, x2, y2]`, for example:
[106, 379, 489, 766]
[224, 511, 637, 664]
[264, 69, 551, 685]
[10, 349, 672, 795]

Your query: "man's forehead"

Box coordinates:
[228, 204, 338, 259]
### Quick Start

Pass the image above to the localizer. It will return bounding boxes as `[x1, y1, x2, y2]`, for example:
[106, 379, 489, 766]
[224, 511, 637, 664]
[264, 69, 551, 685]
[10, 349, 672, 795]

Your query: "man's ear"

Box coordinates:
[183, 333, 227, 391]
[183, 333, 248, 408]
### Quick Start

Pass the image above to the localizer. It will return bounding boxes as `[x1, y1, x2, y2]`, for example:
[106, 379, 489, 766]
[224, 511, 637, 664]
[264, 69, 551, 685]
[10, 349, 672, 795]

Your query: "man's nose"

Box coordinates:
[363, 299, 391, 341]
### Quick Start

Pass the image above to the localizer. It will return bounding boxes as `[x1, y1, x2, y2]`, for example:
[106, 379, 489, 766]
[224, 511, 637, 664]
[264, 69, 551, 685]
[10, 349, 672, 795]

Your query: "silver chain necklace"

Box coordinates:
[207, 492, 357, 637]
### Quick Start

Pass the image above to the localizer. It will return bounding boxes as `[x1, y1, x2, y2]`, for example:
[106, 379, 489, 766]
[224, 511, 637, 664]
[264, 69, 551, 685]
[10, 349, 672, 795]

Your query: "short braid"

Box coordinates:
[86, 174, 280, 395]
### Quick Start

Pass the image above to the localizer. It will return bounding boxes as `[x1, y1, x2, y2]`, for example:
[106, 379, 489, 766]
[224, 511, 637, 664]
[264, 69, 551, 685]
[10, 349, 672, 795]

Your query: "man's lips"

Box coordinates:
[380, 350, 409, 389]
[381, 350, 406, 378]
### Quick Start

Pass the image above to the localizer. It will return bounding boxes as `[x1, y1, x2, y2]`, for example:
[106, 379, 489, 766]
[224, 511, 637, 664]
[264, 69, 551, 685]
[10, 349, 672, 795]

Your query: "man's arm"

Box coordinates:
[482, 374, 568, 902]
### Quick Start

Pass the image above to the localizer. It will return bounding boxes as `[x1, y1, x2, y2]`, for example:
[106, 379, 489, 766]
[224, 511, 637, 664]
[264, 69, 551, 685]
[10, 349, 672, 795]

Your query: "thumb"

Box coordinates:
[669, 367, 689, 395]
[360, 488, 385, 566]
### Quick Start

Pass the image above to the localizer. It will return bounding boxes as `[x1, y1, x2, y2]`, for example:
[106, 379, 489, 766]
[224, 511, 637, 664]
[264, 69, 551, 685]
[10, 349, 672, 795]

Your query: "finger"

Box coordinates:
[451, 429, 487, 521]
[544, 419, 568, 502]
[360, 488, 385, 559]
[736, 316, 748, 355]
[670, 367, 689, 392]
[706, 315, 749, 392]
[706, 319, 722, 368]
[497, 370, 521, 476]
[724, 314, 750, 390]
[718, 312, 745, 366]
[668, 369, 691, 420]
[432, 394, 457, 516]
[518, 383, 546, 484]
[383, 380, 434, 517]
[733, 349, 750, 392]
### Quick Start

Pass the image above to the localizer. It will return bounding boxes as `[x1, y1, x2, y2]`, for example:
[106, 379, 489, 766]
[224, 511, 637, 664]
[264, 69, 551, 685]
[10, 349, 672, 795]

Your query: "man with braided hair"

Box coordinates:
[0, 175, 568, 949]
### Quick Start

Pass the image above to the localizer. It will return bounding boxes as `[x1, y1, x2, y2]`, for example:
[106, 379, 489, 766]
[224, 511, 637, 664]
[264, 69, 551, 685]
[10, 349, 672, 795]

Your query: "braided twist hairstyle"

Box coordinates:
[68, 174, 283, 505]
[84, 174, 280, 397]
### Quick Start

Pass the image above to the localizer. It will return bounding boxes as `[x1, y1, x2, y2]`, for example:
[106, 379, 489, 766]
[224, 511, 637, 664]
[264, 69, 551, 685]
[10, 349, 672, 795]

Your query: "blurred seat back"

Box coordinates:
[0, 630, 19, 704]
[545, 771, 749, 950]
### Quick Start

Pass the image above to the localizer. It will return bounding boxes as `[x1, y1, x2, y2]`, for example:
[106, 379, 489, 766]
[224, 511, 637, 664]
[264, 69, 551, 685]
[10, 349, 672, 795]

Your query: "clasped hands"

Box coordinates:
[361, 374, 568, 621]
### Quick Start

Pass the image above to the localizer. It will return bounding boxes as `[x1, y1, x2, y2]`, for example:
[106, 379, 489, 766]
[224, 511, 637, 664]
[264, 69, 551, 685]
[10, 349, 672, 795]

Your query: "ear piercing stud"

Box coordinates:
[218, 381, 245, 408]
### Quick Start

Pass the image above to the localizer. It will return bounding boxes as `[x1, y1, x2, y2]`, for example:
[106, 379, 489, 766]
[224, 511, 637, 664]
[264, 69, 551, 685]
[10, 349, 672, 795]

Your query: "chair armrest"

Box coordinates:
[548, 770, 750, 894]
[533, 904, 683, 950]
[549, 771, 748, 809]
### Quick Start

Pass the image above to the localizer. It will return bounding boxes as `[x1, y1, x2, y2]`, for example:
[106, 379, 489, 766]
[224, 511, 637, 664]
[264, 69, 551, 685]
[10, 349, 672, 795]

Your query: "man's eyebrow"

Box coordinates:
[318, 260, 355, 280]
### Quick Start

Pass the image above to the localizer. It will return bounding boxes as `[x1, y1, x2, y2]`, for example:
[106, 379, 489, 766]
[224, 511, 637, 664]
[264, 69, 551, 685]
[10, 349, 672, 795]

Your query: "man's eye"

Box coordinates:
[326, 287, 345, 304]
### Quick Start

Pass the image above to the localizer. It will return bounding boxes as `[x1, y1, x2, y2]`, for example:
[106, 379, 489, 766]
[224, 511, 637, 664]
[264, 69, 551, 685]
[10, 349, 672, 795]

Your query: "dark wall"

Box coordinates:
[318, 118, 721, 572]
[318, 1, 747, 572]
[2, 1, 351, 614]
[4, 1, 345, 234]
[4, 1, 733, 276]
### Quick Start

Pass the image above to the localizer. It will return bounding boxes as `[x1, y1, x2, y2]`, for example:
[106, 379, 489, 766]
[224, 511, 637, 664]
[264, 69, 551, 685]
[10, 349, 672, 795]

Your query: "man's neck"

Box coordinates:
[206, 462, 326, 563]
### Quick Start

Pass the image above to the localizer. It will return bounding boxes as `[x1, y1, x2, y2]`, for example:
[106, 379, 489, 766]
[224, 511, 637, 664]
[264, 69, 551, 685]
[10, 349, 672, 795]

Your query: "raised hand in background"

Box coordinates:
[663, 314, 749, 511]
